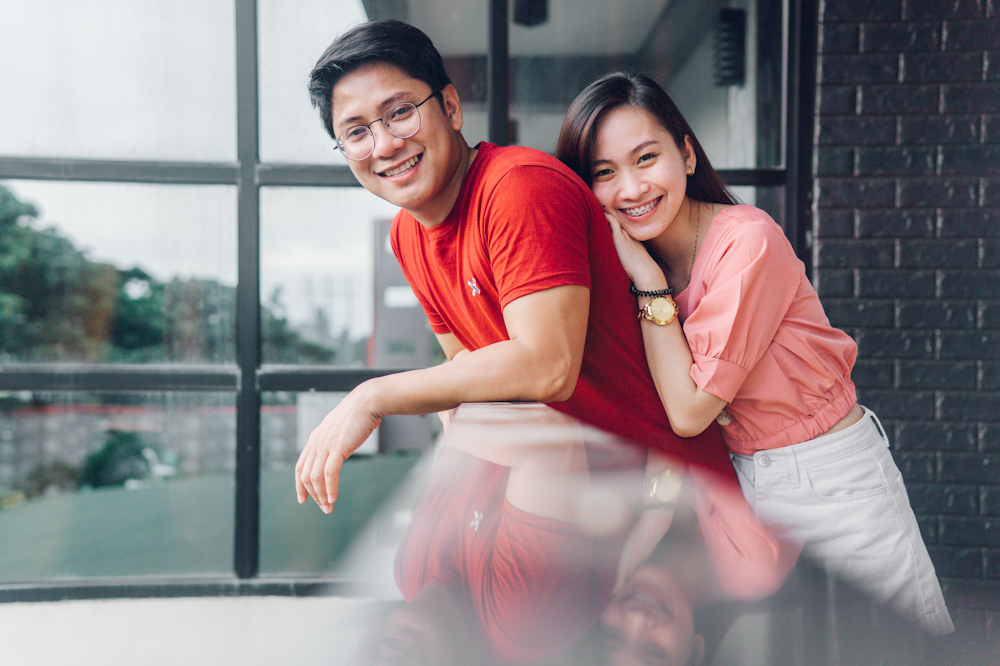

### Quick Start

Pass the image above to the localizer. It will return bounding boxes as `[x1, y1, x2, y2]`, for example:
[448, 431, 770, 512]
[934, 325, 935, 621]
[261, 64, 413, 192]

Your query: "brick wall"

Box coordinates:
[813, 0, 999, 604]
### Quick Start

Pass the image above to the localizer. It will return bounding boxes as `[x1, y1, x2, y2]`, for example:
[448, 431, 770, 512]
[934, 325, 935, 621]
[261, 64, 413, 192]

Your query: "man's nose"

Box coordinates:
[370, 120, 406, 160]
[623, 606, 658, 637]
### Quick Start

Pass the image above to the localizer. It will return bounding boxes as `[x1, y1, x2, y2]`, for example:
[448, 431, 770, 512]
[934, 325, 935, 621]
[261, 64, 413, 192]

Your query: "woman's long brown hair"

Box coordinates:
[556, 72, 738, 207]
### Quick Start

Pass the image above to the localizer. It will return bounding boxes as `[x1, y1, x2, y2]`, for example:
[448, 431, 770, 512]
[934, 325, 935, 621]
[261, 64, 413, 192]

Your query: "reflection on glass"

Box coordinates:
[509, 0, 782, 167]
[0, 181, 237, 364]
[320, 403, 970, 665]
[0, 391, 236, 581]
[259, 391, 426, 576]
[340, 403, 798, 666]
[260, 187, 402, 366]
[0, 0, 235, 161]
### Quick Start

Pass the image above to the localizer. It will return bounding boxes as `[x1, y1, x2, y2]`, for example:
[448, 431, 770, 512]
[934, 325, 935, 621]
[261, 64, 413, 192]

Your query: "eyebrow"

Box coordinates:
[592, 139, 662, 168]
[336, 92, 412, 130]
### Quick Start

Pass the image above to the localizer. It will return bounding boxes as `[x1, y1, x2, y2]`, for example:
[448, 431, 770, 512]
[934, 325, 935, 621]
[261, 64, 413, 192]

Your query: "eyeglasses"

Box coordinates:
[335, 91, 441, 161]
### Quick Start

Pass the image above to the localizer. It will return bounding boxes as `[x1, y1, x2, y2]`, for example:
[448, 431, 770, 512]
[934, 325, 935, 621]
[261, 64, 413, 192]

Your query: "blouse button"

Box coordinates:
[716, 410, 732, 426]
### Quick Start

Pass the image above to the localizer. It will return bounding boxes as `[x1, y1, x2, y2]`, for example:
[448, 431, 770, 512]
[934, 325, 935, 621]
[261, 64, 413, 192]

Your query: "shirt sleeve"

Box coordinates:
[683, 216, 803, 403]
[481, 165, 593, 309]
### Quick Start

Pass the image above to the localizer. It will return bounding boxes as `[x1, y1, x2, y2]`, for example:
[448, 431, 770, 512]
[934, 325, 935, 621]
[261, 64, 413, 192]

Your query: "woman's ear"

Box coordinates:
[683, 135, 696, 172]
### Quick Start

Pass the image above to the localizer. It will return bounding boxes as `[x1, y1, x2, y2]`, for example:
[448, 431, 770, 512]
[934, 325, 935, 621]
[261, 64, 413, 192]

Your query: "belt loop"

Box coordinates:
[867, 408, 889, 444]
[787, 447, 801, 489]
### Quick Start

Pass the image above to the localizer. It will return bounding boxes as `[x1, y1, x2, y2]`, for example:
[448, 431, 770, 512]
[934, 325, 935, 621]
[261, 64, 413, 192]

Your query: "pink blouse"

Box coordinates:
[673, 205, 858, 454]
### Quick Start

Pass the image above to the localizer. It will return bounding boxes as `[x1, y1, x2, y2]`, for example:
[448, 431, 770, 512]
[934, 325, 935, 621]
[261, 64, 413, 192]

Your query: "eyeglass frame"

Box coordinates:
[334, 90, 443, 161]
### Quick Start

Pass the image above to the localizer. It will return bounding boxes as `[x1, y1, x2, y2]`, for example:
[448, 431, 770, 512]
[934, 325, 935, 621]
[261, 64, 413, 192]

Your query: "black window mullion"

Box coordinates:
[488, 0, 510, 146]
[785, 0, 819, 275]
[233, 0, 261, 581]
[0, 157, 238, 185]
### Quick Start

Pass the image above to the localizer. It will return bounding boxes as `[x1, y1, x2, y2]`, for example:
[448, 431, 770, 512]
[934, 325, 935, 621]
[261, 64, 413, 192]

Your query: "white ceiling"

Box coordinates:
[407, 0, 671, 56]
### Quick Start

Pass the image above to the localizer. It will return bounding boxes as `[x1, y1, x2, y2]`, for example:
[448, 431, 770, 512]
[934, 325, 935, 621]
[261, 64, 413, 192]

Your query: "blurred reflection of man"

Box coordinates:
[600, 474, 797, 666]
[347, 404, 632, 665]
[296, 19, 735, 512]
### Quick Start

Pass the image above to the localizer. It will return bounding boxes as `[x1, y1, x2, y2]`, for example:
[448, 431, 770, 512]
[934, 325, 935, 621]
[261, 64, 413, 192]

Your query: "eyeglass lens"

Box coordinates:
[338, 102, 421, 160]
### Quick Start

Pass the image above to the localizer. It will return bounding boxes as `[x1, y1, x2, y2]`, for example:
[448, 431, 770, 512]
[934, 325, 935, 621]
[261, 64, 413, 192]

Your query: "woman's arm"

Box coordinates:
[606, 213, 727, 437]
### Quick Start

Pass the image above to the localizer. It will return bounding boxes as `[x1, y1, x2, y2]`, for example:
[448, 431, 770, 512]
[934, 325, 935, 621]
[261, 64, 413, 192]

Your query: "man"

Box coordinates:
[296, 19, 734, 513]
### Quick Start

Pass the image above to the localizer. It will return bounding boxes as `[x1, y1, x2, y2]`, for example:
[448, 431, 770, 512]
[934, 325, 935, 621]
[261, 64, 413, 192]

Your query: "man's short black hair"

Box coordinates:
[309, 19, 453, 141]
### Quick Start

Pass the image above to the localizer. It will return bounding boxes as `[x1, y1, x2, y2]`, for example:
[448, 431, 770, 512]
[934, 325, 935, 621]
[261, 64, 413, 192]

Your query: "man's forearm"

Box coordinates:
[361, 335, 580, 418]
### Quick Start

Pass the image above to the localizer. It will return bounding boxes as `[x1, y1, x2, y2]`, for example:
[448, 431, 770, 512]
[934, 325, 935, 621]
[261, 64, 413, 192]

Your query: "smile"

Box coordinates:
[621, 590, 672, 619]
[379, 154, 422, 177]
[620, 196, 662, 218]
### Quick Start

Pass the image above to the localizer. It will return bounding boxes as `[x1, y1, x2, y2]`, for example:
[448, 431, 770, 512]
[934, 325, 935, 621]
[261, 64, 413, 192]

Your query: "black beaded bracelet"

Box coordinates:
[629, 283, 675, 298]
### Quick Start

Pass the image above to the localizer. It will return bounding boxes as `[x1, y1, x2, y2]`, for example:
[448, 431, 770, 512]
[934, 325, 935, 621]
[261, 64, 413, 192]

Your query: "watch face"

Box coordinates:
[647, 297, 675, 323]
[649, 469, 683, 502]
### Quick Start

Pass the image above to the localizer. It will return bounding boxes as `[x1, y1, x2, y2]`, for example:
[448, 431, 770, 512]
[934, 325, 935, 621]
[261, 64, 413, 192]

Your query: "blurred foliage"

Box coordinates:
[23, 459, 80, 498]
[0, 184, 334, 363]
[79, 430, 148, 488]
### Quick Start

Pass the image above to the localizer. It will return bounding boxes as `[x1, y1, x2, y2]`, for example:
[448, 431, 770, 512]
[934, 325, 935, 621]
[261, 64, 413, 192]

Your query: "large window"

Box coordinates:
[0, 0, 799, 596]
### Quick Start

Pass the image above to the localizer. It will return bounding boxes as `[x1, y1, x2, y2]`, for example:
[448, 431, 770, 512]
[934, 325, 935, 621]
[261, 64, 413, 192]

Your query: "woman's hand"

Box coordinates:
[604, 211, 668, 290]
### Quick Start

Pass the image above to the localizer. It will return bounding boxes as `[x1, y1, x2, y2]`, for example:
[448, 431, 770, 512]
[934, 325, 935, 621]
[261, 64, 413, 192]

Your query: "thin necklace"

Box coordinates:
[689, 202, 701, 286]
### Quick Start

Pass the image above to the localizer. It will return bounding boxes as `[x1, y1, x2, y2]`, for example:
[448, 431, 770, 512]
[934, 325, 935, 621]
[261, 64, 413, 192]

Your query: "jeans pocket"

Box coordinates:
[803, 447, 890, 503]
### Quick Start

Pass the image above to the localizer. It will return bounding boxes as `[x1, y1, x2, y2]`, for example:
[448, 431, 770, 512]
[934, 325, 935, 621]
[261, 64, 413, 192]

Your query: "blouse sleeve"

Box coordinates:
[683, 214, 804, 403]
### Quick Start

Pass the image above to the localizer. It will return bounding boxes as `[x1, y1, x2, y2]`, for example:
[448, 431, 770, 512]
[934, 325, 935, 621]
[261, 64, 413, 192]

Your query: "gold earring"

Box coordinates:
[687, 165, 694, 175]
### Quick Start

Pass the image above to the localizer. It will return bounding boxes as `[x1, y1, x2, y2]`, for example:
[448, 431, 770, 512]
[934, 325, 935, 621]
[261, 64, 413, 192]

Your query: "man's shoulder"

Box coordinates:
[474, 143, 588, 191]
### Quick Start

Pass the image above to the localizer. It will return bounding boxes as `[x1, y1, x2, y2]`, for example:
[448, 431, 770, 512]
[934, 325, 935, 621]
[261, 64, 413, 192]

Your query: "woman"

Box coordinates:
[555, 72, 952, 636]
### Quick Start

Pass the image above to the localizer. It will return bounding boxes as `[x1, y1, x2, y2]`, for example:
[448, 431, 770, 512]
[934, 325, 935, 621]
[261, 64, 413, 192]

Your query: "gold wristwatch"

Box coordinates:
[638, 296, 679, 326]
[642, 467, 683, 510]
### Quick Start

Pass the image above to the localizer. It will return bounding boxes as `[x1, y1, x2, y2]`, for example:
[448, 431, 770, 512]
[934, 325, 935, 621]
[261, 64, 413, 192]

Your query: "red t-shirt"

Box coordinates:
[394, 447, 607, 663]
[391, 143, 735, 482]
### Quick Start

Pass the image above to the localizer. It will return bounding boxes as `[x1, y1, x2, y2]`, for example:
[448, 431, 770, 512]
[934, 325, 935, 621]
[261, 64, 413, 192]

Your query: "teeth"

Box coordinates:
[383, 155, 419, 177]
[622, 198, 659, 217]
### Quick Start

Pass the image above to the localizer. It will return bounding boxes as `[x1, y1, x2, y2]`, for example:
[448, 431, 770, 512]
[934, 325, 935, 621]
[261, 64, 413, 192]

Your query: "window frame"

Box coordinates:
[0, 0, 814, 601]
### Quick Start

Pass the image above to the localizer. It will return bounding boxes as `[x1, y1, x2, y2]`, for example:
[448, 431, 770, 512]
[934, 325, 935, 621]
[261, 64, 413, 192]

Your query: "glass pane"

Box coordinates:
[259, 391, 428, 576]
[258, 0, 369, 164]
[261, 187, 433, 367]
[259, 0, 490, 163]
[0, 181, 237, 364]
[510, 0, 784, 168]
[408, 2, 489, 149]
[0, 391, 236, 581]
[0, 0, 236, 162]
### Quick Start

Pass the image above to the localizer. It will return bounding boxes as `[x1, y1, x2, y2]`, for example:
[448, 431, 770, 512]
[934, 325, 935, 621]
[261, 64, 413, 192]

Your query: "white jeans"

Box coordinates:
[731, 407, 954, 635]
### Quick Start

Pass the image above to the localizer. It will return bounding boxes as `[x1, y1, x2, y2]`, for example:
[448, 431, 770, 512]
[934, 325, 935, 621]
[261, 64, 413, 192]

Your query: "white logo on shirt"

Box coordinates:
[470, 510, 483, 532]
[467, 278, 481, 297]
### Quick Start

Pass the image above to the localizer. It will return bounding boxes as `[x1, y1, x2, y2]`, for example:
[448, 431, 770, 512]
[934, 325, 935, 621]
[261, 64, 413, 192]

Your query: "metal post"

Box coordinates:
[487, 0, 510, 146]
[785, 0, 819, 277]
[233, 0, 261, 580]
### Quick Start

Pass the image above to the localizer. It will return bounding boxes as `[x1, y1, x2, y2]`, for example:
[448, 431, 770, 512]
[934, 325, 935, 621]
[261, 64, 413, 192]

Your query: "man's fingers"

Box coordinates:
[324, 455, 343, 505]
[294, 449, 311, 503]
[309, 454, 329, 511]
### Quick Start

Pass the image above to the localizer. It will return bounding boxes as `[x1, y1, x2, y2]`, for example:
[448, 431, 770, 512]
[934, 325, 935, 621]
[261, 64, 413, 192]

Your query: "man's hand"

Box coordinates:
[295, 384, 382, 513]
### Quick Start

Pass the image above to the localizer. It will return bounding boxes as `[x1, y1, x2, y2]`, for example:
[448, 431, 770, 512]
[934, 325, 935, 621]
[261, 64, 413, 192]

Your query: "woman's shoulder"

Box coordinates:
[710, 205, 793, 253]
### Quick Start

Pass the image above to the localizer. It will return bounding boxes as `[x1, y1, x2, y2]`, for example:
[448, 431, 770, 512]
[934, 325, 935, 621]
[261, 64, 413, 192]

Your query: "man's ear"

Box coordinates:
[440, 84, 463, 131]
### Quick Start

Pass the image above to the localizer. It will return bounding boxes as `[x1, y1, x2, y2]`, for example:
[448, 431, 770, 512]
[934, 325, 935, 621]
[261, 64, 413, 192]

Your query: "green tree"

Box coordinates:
[0, 184, 338, 363]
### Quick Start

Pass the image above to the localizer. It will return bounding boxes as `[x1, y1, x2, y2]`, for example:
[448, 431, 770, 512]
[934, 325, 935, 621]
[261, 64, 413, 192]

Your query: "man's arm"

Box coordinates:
[435, 331, 469, 361]
[295, 284, 590, 513]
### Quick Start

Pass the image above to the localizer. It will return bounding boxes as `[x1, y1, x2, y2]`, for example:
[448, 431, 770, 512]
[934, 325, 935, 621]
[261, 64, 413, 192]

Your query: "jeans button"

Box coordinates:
[758, 455, 771, 468]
